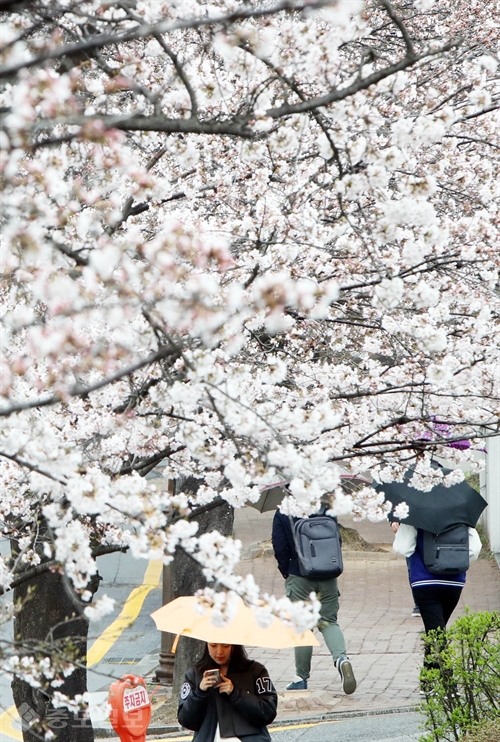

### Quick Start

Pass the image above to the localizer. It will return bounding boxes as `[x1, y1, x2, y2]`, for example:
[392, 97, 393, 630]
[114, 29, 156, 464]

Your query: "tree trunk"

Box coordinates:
[10, 520, 100, 742]
[172, 476, 234, 696]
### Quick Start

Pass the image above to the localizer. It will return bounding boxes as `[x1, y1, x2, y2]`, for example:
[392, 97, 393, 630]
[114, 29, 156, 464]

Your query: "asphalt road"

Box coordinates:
[271, 713, 424, 742]
[159, 713, 425, 742]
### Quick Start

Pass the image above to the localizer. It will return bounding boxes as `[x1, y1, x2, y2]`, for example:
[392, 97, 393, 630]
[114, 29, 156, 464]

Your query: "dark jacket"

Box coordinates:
[272, 510, 301, 578]
[177, 658, 277, 742]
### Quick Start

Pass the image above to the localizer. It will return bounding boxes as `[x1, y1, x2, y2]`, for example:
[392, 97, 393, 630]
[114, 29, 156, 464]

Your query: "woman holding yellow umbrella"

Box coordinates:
[151, 595, 319, 742]
[177, 641, 277, 742]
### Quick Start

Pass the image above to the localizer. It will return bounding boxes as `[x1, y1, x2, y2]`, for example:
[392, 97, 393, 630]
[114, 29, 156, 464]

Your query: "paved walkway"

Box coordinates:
[232, 508, 500, 719]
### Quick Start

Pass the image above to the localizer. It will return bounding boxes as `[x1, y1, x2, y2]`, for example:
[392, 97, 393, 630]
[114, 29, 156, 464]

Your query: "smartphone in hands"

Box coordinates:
[205, 669, 221, 684]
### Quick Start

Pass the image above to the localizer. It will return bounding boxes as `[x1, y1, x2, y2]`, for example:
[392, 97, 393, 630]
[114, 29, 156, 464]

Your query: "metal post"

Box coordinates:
[153, 476, 176, 684]
[154, 561, 176, 684]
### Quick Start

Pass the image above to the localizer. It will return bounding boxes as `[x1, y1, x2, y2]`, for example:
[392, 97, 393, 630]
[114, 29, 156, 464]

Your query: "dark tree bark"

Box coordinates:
[11, 521, 100, 742]
[172, 476, 234, 695]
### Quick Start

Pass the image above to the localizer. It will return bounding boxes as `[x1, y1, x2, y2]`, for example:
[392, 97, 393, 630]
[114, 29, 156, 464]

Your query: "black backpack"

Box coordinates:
[291, 508, 343, 579]
[422, 524, 470, 576]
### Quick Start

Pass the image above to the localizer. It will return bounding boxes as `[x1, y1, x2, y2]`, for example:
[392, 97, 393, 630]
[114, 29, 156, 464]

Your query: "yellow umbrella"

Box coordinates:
[151, 596, 320, 650]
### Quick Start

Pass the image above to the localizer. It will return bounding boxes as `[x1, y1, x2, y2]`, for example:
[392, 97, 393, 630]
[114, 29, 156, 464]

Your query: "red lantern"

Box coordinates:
[108, 674, 151, 742]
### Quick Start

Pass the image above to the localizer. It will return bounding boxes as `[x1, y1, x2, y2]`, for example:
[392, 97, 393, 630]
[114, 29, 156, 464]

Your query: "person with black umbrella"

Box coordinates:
[391, 516, 482, 693]
[378, 457, 487, 618]
[378, 462, 486, 693]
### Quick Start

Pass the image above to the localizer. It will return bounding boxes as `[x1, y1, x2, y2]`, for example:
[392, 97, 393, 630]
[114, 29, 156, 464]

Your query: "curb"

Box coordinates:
[241, 543, 397, 561]
[269, 704, 421, 724]
[94, 704, 421, 738]
[100, 705, 419, 739]
[342, 550, 399, 561]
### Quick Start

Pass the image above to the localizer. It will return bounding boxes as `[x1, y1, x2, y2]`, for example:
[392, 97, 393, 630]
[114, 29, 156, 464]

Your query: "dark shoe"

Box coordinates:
[337, 656, 356, 695]
[411, 604, 421, 617]
[286, 677, 307, 690]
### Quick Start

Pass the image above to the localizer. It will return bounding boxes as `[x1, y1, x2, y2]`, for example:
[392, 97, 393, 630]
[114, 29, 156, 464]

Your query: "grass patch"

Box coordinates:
[461, 717, 500, 742]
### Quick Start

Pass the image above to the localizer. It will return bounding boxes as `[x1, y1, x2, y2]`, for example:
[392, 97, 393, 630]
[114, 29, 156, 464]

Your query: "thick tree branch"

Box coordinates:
[267, 42, 460, 119]
[119, 445, 186, 476]
[20, 38, 461, 143]
[29, 113, 256, 138]
[377, 0, 416, 59]
[52, 240, 89, 266]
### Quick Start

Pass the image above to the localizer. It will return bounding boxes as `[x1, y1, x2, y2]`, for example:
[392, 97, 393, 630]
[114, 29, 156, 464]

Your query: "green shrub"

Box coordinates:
[419, 611, 500, 742]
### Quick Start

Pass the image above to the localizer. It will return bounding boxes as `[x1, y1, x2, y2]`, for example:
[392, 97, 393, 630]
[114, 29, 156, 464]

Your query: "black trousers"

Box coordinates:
[412, 585, 462, 673]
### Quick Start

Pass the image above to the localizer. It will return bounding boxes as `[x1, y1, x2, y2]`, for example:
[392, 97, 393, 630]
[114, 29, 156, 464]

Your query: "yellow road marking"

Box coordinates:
[0, 560, 162, 741]
[87, 560, 162, 666]
[0, 708, 22, 742]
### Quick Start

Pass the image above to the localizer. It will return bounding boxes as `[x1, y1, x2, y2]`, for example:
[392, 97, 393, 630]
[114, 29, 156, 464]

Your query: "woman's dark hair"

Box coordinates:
[196, 643, 248, 673]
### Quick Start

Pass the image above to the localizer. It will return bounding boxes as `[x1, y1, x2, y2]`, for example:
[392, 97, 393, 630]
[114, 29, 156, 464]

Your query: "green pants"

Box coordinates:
[286, 574, 346, 680]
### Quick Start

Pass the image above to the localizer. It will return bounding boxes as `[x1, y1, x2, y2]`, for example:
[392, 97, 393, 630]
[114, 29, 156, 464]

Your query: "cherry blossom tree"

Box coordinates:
[1, 0, 499, 734]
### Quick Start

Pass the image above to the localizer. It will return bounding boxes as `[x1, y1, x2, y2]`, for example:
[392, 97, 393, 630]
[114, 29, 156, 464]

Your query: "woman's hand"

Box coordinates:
[217, 675, 234, 695]
[391, 521, 400, 533]
[199, 671, 220, 692]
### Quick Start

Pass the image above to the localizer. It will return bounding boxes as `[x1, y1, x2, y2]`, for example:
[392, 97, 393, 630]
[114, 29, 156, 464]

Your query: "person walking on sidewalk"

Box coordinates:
[271, 509, 356, 695]
[392, 522, 481, 690]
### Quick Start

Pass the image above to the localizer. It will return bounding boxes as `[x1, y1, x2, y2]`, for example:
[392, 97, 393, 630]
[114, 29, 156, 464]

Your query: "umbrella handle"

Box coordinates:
[172, 633, 181, 654]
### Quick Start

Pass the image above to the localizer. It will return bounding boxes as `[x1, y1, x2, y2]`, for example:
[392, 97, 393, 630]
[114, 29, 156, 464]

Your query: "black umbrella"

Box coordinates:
[374, 466, 487, 534]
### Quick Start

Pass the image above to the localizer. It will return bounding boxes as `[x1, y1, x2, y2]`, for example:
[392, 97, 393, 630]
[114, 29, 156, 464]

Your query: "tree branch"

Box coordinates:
[455, 103, 500, 123]
[29, 113, 256, 138]
[0, 0, 336, 79]
[267, 41, 459, 119]
[0, 544, 128, 596]
[153, 33, 198, 117]
[0, 344, 182, 418]
[0, 450, 67, 484]
[377, 0, 416, 59]
[119, 445, 186, 476]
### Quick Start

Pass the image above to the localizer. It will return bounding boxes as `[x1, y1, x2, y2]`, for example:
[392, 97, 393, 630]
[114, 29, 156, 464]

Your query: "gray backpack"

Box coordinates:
[292, 509, 343, 579]
[422, 524, 470, 576]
